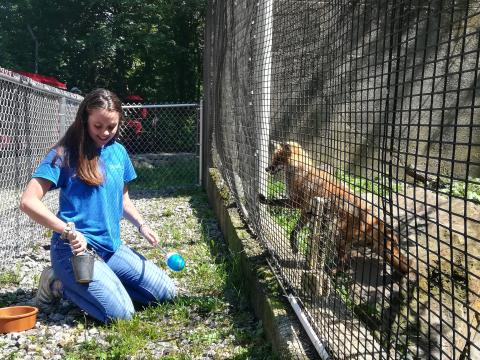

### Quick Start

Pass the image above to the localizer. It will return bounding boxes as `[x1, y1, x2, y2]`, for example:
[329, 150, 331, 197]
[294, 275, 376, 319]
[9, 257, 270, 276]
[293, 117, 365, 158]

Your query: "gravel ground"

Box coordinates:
[0, 188, 273, 359]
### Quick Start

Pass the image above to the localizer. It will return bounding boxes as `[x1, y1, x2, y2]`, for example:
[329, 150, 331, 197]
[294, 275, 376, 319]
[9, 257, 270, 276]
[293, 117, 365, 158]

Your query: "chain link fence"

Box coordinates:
[0, 67, 200, 269]
[120, 104, 201, 190]
[203, 0, 480, 359]
[0, 68, 82, 270]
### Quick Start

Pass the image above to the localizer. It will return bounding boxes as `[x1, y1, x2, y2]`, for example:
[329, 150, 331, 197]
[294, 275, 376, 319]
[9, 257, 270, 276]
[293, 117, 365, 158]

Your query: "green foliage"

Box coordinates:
[129, 160, 198, 190]
[266, 177, 285, 199]
[0, 0, 205, 101]
[266, 177, 300, 234]
[439, 177, 480, 204]
[336, 170, 403, 196]
[333, 271, 355, 309]
[137, 112, 198, 153]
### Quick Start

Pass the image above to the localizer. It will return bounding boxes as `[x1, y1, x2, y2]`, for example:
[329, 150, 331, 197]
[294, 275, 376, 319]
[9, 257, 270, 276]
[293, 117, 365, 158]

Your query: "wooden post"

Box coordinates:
[302, 197, 332, 298]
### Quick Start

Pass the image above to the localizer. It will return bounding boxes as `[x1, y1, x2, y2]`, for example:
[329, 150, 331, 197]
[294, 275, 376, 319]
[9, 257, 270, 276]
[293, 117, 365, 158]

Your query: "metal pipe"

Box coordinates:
[257, 0, 273, 198]
[0, 66, 82, 101]
[287, 294, 331, 360]
[122, 104, 198, 109]
[198, 99, 203, 186]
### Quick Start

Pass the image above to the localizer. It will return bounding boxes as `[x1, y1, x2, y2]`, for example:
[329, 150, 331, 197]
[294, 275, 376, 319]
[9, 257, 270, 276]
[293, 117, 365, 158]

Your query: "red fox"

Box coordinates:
[260, 141, 410, 274]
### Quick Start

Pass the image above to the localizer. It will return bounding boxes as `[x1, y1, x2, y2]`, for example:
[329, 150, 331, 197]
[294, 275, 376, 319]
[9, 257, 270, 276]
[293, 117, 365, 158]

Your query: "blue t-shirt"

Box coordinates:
[32, 140, 137, 258]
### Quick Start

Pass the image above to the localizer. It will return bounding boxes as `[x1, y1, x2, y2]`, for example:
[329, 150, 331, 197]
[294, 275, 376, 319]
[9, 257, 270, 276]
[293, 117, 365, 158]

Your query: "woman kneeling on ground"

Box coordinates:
[20, 88, 176, 323]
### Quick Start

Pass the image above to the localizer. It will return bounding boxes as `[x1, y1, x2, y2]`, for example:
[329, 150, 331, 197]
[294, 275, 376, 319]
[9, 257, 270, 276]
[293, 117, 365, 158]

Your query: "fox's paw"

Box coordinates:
[257, 193, 267, 203]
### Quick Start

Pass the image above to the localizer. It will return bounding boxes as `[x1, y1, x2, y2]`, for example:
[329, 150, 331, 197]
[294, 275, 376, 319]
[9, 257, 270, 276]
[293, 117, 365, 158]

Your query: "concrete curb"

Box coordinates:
[205, 168, 319, 359]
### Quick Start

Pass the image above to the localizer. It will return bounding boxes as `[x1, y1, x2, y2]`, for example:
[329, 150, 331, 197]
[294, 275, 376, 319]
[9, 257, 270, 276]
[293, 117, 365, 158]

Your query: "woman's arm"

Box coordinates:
[122, 184, 159, 246]
[20, 178, 66, 234]
[19, 177, 87, 254]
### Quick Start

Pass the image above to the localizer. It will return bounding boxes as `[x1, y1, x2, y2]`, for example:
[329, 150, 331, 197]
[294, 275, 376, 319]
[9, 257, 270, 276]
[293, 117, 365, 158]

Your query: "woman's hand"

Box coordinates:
[67, 230, 88, 255]
[122, 185, 159, 247]
[139, 224, 159, 247]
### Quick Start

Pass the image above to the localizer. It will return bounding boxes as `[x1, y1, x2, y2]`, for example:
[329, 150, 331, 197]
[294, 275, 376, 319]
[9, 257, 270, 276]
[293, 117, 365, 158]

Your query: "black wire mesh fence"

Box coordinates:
[203, 0, 480, 358]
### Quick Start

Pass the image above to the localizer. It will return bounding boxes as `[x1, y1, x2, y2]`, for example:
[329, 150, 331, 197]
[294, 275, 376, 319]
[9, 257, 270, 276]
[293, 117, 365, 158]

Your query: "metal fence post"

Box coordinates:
[59, 97, 67, 137]
[257, 0, 273, 199]
[199, 99, 203, 186]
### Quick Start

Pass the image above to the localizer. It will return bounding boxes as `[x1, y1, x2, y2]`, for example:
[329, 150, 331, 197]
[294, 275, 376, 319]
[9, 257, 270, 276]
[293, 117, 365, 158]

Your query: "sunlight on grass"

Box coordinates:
[336, 169, 403, 196]
[439, 176, 480, 204]
[65, 188, 275, 359]
[130, 159, 198, 190]
[266, 177, 301, 233]
[0, 268, 20, 286]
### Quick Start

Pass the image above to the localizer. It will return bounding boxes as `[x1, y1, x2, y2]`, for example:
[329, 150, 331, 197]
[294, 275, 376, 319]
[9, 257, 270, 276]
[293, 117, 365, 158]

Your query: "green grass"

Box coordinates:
[130, 160, 198, 190]
[265, 178, 312, 254]
[336, 170, 403, 196]
[0, 263, 22, 307]
[439, 176, 480, 204]
[64, 188, 276, 359]
[0, 263, 21, 286]
[0, 270, 20, 286]
[266, 177, 300, 234]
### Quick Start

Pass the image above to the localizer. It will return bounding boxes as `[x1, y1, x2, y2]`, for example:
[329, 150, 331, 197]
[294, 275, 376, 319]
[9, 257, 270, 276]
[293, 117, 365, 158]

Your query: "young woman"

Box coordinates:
[20, 88, 176, 323]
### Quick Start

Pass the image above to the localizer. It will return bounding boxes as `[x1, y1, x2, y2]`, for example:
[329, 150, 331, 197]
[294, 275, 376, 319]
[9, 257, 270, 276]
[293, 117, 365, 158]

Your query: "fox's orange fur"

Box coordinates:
[263, 141, 410, 274]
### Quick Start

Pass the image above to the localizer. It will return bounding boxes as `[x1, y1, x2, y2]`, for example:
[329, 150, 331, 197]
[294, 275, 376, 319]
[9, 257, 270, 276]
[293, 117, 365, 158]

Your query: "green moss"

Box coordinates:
[209, 167, 221, 183]
[218, 186, 231, 201]
[336, 170, 404, 196]
[237, 229, 249, 239]
[255, 265, 281, 298]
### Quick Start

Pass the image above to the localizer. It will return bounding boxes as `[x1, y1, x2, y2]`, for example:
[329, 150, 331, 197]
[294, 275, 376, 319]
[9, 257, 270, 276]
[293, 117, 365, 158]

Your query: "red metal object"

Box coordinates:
[15, 71, 67, 90]
[125, 95, 143, 101]
[126, 119, 143, 135]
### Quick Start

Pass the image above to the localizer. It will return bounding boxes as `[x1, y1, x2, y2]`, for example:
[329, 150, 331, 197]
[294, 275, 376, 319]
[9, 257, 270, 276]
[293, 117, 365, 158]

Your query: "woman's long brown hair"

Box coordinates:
[53, 89, 124, 186]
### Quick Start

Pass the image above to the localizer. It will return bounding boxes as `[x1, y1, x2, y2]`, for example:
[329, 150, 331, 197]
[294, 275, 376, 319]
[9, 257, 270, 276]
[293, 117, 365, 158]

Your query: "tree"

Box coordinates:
[0, 0, 205, 102]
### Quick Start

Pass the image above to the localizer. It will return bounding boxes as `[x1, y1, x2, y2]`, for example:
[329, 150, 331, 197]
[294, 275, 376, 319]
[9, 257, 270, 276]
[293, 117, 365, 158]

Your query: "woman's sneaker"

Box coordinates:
[35, 267, 62, 307]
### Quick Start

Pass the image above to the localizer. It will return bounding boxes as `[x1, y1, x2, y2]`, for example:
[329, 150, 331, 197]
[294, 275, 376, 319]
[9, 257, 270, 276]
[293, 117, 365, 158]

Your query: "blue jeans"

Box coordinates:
[51, 239, 176, 323]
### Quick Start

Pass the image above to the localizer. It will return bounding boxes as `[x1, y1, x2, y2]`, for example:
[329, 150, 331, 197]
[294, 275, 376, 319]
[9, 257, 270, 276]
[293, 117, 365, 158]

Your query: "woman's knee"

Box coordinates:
[130, 266, 177, 305]
[147, 263, 177, 302]
[162, 278, 177, 301]
[104, 301, 135, 322]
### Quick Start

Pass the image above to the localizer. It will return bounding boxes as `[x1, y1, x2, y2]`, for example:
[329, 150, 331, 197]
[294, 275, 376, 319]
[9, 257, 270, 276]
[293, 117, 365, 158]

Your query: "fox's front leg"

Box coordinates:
[290, 211, 310, 254]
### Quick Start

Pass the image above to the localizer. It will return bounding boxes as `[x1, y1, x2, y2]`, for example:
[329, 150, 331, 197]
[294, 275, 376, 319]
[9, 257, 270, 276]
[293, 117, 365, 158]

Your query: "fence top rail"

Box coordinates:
[0, 67, 83, 102]
[122, 103, 199, 109]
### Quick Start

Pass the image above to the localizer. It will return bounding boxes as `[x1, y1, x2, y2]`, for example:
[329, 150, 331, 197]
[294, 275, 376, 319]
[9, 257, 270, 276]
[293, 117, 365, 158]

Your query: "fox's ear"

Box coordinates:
[271, 140, 281, 150]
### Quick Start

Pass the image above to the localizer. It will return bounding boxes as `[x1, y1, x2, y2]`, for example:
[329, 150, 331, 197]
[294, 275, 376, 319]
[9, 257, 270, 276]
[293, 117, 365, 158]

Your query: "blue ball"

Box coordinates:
[166, 252, 185, 272]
